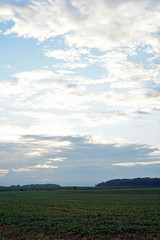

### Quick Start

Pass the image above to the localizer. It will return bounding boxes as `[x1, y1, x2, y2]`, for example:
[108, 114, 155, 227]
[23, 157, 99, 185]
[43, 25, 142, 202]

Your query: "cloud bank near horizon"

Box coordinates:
[0, 135, 160, 186]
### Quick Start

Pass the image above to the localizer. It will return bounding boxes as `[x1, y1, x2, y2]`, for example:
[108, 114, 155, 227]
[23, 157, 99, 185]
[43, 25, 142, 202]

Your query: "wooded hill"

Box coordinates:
[95, 177, 160, 188]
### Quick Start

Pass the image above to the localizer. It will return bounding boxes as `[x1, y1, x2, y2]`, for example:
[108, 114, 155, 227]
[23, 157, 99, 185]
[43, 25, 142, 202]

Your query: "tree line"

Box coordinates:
[95, 177, 160, 188]
[0, 183, 61, 191]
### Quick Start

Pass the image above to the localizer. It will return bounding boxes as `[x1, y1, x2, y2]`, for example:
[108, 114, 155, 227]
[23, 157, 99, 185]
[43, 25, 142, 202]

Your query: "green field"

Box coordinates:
[0, 188, 160, 239]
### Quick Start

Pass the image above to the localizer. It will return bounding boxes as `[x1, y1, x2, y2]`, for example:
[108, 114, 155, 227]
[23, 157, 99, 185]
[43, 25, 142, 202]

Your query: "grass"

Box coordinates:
[0, 188, 160, 239]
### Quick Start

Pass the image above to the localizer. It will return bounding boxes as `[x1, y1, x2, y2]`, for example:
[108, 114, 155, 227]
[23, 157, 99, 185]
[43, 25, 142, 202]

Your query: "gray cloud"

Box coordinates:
[0, 135, 159, 185]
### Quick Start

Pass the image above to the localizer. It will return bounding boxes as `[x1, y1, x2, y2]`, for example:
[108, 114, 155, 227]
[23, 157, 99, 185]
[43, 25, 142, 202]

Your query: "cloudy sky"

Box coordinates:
[0, 0, 160, 186]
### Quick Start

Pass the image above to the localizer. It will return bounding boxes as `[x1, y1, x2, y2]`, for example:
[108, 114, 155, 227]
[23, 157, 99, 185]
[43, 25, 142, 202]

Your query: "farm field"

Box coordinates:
[0, 188, 160, 239]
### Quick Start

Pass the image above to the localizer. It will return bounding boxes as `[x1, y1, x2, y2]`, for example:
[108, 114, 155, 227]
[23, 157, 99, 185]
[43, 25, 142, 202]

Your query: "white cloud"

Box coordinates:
[0, 0, 159, 51]
[71, 111, 136, 126]
[0, 0, 160, 147]
[113, 160, 160, 167]
[12, 164, 58, 172]
[56, 69, 75, 75]
[45, 48, 90, 70]
[0, 66, 159, 144]
[0, 7, 14, 22]
[41, 178, 54, 182]
[147, 150, 160, 158]
[0, 64, 159, 117]
[101, 89, 160, 108]
[0, 123, 30, 142]
[1, 69, 92, 111]
[3, 0, 77, 41]
[60, 62, 88, 69]
[13, 111, 75, 137]
[48, 157, 66, 162]
[13, 69, 56, 82]
[0, 169, 9, 177]
[66, 0, 160, 51]
[44, 48, 80, 61]
[12, 168, 33, 172]
[0, 110, 76, 143]
[100, 50, 160, 89]
[31, 164, 58, 169]
[19, 135, 73, 156]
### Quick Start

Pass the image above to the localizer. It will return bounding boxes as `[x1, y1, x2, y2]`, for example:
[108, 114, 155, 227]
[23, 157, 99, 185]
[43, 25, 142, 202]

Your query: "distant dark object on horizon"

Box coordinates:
[95, 177, 160, 188]
[0, 183, 61, 191]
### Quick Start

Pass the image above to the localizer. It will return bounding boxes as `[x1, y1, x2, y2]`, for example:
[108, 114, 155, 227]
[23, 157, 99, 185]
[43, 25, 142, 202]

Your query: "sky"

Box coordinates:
[0, 0, 160, 186]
